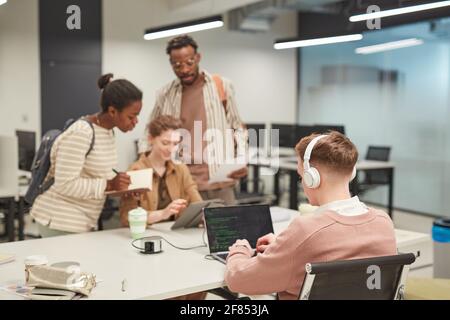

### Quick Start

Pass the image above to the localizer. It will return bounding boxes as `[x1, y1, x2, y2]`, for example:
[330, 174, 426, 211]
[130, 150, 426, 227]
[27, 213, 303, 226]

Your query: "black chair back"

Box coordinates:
[299, 253, 416, 300]
[364, 146, 391, 184]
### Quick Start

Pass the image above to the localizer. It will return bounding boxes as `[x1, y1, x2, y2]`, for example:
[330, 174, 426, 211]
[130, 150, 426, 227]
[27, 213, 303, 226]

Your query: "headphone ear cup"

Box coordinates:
[304, 167, 321, 189]
[303, 170, 314, 189]
[309, 167, 321, 189]
[351, 166, 357, 181]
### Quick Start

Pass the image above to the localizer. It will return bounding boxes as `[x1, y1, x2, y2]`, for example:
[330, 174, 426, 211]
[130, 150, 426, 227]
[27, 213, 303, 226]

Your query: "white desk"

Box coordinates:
[247, 157, 395, 216]
[0, 225, 222, 300]
[0, 207, 431, 300]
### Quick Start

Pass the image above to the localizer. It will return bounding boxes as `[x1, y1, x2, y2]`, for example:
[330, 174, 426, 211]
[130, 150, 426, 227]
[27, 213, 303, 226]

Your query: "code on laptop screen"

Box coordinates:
[204, 205, 274, 253]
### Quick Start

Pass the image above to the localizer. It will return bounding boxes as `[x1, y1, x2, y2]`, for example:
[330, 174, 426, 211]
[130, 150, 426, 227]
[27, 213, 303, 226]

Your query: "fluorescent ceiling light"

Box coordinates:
[355, 38, 424, 54]
[144, 15, 223, 40]
[350, 1, 450, 22]
[274, 34, 363, 50]
[0, 0, 7, 6]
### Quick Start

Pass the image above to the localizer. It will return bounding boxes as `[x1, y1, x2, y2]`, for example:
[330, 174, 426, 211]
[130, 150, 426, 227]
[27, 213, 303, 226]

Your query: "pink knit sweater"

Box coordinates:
[225, 208, 397, 300]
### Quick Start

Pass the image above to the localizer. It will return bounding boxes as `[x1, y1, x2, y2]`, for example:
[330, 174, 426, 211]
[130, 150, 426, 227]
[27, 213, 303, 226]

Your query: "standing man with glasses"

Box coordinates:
[138, 35, 247, 205]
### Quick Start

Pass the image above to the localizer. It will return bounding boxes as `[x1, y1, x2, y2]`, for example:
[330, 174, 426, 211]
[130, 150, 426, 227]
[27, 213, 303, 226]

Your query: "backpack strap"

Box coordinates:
[212, 74, 227, 115]
[63, 117, 95, 157]
[80, 119, 95, 157]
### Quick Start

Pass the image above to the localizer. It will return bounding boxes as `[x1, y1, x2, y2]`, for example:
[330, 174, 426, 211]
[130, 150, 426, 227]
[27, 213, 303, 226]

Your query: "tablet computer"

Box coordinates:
[171, 199, 225, 230]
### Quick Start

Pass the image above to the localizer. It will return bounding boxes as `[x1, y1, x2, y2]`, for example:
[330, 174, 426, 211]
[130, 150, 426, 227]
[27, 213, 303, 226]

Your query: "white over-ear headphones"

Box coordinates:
[303, 135, 357, 189]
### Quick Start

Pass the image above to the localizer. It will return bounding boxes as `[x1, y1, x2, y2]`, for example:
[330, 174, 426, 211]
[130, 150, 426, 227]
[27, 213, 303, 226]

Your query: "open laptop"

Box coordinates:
[203, 205, 274, 264]
[171, 199, 224, 230]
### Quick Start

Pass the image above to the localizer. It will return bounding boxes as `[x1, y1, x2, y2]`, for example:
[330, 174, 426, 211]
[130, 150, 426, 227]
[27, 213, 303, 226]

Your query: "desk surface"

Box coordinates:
[0, 207, 428, 300]
[405, 277, 450, 300]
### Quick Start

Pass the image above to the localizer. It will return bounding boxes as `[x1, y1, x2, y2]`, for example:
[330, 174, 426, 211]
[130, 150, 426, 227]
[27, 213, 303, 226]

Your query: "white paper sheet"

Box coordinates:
[208, 161, 246, 184]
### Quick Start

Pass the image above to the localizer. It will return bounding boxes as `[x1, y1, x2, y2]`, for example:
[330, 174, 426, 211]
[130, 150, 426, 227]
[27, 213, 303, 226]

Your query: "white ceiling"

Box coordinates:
[166, 0, 265, 15]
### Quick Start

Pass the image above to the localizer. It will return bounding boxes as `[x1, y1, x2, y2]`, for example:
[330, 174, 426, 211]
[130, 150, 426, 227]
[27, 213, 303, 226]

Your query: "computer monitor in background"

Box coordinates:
[16, 130, 36, 172]
[271, 124, 297, 149]
[246, 123, 266, 149]
[296, 125, 316, 142]
[313, 124, 346, 135]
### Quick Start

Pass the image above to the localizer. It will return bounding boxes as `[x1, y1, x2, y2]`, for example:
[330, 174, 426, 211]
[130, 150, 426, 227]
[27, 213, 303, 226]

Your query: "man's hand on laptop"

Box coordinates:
[229, 239, 253, 257]
[256, 233, 276, 253]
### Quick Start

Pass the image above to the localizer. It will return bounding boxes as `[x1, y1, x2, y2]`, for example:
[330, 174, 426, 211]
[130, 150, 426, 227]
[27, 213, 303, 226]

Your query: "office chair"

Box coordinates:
[298, 253, 416, 300]
[356, 146, 391, 195]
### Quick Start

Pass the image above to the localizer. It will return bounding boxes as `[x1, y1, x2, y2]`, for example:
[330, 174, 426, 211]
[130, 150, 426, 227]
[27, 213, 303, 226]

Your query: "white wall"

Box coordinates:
[0, 0, 298, 173]
[102, 0, 298, 169]
[0, 0, 40, 139]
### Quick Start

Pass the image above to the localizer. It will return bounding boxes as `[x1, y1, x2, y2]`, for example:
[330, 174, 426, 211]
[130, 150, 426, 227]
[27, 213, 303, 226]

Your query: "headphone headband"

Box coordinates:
[303, 135, 328, 171]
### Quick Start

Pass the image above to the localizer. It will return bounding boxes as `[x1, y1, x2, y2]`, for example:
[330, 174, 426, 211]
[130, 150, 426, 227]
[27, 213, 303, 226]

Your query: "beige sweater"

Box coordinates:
[225, 208, 397, 300]
[30, 120, 117, 233]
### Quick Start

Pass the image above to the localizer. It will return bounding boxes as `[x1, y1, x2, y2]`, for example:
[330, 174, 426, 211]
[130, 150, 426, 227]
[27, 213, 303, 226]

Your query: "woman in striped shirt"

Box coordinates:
[30, 73, 143, 237]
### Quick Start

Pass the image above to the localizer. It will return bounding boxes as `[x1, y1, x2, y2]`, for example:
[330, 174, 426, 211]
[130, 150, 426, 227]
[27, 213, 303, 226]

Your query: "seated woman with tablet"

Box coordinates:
[119, 115, 203, 227]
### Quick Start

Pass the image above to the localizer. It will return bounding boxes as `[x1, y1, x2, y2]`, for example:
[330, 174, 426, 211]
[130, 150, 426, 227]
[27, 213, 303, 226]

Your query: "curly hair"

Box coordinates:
[166, 35, 198, 55]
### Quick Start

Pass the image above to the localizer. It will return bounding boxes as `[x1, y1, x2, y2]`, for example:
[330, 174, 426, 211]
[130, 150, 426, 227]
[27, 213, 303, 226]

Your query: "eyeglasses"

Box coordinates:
[170, 57, 197, 71]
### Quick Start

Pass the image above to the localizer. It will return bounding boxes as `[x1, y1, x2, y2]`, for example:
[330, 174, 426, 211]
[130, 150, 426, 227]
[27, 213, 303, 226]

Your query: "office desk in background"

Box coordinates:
[0, 207, 431, 300]
[0, 191, 17, 243]
[0, 173, 28, 242]
[247, 156, 395, 217]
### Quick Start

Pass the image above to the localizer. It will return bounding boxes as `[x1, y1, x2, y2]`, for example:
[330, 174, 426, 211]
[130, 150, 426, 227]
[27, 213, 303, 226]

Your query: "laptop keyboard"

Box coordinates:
[216, 252, 229, 260]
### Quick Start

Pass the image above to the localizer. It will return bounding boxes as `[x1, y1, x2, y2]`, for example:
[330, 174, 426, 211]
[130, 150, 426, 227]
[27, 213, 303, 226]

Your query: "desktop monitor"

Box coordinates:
[296, 125, 316, 142]
[313, 124, 346, 135]
[271, 124, 297, 148]
[16, 130, 36, 171]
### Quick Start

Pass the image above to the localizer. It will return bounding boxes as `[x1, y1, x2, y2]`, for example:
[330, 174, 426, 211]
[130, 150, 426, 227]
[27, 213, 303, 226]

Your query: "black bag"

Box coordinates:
[24, 118, 95, 205]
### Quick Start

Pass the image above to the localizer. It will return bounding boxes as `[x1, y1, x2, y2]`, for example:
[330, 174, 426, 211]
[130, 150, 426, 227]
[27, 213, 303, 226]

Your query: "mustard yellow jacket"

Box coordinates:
[119, 157, 202, 227]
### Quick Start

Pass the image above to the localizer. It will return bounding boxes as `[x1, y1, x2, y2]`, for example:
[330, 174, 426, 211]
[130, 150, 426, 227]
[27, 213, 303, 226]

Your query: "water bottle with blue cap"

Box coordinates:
[432, 218, 450, 278]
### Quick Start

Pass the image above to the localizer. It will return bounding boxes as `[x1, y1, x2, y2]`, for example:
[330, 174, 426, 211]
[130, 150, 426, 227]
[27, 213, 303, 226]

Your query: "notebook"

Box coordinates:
[203, 205, 274, 264]
[105, 168, 153, 196]
[28, 288, 78, 300]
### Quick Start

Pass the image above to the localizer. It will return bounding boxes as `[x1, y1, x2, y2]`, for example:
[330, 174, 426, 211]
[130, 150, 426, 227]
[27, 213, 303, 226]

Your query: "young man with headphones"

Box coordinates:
[224, 131, 397, 300]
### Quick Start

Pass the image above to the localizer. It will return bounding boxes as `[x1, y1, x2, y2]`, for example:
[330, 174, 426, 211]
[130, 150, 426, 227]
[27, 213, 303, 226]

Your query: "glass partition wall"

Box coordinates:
[298, 18, 450, 217]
